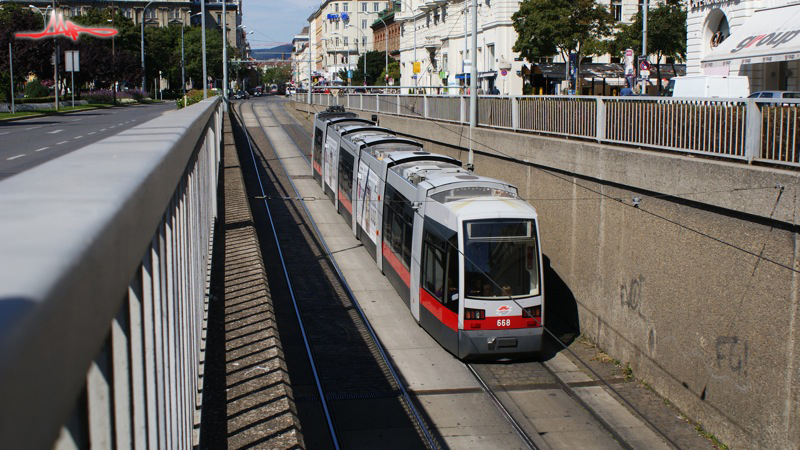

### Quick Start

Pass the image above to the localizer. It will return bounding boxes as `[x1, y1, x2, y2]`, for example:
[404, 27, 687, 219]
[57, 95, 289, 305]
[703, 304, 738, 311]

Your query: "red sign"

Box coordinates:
[15, 13, 117, 41]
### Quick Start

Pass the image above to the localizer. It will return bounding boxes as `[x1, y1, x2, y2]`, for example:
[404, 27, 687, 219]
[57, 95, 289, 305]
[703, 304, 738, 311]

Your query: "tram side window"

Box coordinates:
[338, 150, 354, 200]
[422, 230, 459, 313]
[313, 127, 324, 165]
[383, 186, 414, 268]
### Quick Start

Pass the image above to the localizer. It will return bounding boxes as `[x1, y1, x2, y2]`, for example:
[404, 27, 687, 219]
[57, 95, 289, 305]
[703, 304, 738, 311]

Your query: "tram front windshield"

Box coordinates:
[464, 219, 540, 299]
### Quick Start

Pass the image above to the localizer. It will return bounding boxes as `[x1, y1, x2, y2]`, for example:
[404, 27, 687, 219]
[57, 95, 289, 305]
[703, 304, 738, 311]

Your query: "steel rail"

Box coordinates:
[465, 363, 539, 450]
[231, 102, 341, 450]
[253, 99, 439, 449]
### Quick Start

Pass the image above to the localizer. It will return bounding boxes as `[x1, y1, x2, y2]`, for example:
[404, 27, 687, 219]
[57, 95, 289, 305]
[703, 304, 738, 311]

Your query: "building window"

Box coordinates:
[146, 9, 157, 19]
[335, 37, 340, 46]
[335, 3, 339, 12]
[611, 0, 622, 21]
[374, 2, 380, 11]
[362, 19, 367, 28]
[363, 35, 367, 46]
[343, 2, 349, 11]
[344, 37, 349, 46]
[362, 2, 367, 12]
[335, 21, 340, 29]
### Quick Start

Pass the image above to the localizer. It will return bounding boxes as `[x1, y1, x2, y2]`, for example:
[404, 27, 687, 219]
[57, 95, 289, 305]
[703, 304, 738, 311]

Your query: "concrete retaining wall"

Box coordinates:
[296, 101, 800, 448]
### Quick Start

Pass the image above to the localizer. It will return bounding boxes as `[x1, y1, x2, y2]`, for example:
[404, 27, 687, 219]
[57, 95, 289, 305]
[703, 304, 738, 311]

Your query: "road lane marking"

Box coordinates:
[47, 129, 63, 134]
[74, 136, 83, 139]
[7, 154, 25, 160]
[88, 132, 96, 135]
[34, 147, 50, 152]
[109, 126, 116, 128]
[100, 128, 107, 131]
[25, 126, 42, 130]
[0, 132, 9, 136]
[56, 140, 68, 145]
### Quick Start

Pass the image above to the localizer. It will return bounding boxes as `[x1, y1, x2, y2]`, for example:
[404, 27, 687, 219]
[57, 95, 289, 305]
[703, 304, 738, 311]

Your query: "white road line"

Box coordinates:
[118, 123, 124, 126]
[25, 126, 42, 131]
[88, 132, 96, 135]
[34, 146, 50, 152]
[100, 128, 107, 131]
[47, 129, 63, 134]
[0, 132, 9, 136]
[7, 154, 25, 160]
[109, 126, 116, 128]
[56, 140, 68, 145]
[74, 136, 83, 139]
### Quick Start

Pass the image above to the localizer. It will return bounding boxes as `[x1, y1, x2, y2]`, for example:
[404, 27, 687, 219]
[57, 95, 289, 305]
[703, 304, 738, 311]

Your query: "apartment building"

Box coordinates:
[308, 0, 393, 83]
[292, 26, 311, 87]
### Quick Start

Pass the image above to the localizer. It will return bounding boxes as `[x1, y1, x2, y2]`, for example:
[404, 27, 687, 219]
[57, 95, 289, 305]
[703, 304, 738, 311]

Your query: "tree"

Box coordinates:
[512, 0, 615, 92]
[610, 1, 687, 92]
[0, 3, 52, 101]
[377, 61, 400, 86]
[261, 65, 292, 85]
[338, 51, 387, 85]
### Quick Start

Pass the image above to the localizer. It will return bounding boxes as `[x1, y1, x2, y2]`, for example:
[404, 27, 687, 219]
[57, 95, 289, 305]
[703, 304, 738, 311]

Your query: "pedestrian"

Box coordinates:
[620, 85, 634, 96]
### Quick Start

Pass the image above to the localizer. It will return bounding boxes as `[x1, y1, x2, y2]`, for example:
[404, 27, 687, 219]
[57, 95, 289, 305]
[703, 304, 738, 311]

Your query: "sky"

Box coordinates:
[242, 0, 320, 49]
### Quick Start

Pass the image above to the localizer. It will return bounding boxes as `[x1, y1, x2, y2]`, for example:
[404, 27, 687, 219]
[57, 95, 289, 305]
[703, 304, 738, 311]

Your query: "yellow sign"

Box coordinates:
[413, 61, 421, 74]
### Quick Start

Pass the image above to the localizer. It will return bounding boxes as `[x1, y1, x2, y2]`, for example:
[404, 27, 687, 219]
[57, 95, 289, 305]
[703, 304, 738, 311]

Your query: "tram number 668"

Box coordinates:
[497, 319, 511, 327]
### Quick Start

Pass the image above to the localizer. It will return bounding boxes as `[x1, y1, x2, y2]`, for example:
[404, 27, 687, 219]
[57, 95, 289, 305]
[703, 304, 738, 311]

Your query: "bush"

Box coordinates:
[176, 89, 207, 109]
[82, 89, 135, 104]
[128, 89, 147, 101]
[24, 79, 50, 98]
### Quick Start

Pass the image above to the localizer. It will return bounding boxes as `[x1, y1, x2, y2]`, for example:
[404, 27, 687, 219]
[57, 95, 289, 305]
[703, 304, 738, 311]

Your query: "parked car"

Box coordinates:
[236, 90, 249, 100]
[748, 91, 800, 99]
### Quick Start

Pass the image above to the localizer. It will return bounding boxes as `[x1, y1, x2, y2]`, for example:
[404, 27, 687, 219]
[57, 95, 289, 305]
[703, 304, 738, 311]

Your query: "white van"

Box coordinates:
[665, 75, 750, 98]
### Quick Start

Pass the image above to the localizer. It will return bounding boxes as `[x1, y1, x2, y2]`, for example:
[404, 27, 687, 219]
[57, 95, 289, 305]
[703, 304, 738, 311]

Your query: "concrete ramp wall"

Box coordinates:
[295, 102, 800, 448]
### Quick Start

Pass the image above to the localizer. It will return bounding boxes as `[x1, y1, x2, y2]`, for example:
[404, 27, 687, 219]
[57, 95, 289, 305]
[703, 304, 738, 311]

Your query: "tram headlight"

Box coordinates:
[522, 305, 542, 326]
[464, 308, 485, 320]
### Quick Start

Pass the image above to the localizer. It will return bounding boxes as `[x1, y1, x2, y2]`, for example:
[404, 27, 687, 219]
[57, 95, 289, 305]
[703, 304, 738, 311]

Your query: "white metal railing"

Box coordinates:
[0, 98, 223, 448]
[296, 93, 800, 167]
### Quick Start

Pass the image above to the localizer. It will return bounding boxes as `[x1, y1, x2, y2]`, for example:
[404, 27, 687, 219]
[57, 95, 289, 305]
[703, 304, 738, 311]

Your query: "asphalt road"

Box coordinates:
[0, 102, 176, 182]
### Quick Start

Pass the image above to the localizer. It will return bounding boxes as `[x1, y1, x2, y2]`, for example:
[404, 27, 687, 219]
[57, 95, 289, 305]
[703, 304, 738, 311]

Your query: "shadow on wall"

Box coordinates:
[541, 255, 581, 361]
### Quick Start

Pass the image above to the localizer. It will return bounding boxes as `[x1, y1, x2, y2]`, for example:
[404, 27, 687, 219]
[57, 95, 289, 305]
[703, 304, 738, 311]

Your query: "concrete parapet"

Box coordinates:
[295, 101, 799, 448]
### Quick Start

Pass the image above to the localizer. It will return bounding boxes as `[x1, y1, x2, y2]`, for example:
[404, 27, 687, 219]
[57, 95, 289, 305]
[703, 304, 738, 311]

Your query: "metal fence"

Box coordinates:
[0, 98, 223, 449]
[296, 93, 800, 168]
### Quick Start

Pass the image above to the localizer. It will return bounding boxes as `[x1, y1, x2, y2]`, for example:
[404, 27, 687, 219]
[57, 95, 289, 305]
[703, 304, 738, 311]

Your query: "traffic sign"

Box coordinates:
[639, 60, 651, 71]
[413, 61, 421, 74]
[500, 69, 508, 76]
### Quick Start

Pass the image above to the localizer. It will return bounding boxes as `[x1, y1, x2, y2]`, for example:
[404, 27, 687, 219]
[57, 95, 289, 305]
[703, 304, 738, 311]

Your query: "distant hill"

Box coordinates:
[251, 45, 292, 60]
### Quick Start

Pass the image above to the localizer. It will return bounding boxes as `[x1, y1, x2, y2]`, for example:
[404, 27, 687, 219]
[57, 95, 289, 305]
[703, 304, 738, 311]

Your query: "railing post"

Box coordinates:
[397, 94, 401, 115]
[423, 95, 429, 118]
[744, 99, 762, 163]
[460, 96, 466, 123]
[596, 97, 606, 142]
[512, 96, 519, 129]
[360, 94, 363, 111]
[376, 95, 381, 113]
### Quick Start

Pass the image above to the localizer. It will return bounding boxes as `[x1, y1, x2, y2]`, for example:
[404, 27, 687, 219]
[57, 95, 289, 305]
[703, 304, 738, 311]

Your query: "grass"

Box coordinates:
[694, 422, 729, 449]
[0, 104, 112, 120]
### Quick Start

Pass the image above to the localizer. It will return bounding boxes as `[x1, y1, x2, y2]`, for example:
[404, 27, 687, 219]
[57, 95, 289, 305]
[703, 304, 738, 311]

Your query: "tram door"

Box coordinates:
[419, 219, 459, 355]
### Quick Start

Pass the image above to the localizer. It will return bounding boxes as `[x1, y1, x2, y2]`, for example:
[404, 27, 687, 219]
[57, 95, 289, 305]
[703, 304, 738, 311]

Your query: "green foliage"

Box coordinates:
[609, 3, 687, 63]
[512, 0, 615, 63]
[176, 89, 206, 109]
[339, 51, 389, 85]
[376, 61, 400, 86]
[261, 65, 292, 86]
[24, 78, 49, 97]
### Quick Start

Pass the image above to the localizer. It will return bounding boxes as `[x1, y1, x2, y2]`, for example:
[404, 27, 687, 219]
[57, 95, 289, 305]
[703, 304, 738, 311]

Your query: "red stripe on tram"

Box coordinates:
[338, 189, 353, 214]
[420, 289, 458, 331]
[382, 242, 410, 286]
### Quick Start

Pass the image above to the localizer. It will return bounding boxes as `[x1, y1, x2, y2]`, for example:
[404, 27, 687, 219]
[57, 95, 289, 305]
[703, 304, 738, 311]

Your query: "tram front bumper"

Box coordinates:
[458, 327, 543, 360]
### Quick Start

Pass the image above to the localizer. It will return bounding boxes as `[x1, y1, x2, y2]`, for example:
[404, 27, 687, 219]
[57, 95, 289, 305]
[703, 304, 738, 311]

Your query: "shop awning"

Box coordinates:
[702, 4, 800, 67]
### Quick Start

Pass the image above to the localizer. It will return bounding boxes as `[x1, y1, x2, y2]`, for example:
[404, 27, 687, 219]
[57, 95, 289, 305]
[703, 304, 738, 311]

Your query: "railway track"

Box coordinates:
[231, 100, 437, 449]
[241, 98, 677, 450]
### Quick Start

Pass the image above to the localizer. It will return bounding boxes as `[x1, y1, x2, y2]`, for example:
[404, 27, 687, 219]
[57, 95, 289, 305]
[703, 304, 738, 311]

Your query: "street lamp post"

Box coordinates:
[222, 0, 228, 109]
[29, 5, 56, 110]
[200, 0, 207, 98]
[141, 0, 154, 94]
[345, 26, 369, 85]
[395, 0, 417, 88]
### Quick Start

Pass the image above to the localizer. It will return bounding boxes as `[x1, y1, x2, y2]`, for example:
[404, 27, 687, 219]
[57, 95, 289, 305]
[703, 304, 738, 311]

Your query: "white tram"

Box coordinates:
[312, 106, 544, 359]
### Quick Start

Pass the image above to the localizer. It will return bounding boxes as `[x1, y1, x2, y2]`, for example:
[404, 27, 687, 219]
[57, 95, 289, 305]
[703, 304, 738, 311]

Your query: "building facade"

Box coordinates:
[292, 26, 311, 87]
[370, 1, 401, 62]
[308, 0, 393, 83]
[688, 0, 800, 92]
